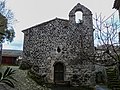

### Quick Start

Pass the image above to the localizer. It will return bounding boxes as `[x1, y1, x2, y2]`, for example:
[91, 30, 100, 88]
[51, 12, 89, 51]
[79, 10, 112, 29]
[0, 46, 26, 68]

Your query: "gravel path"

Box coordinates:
[0, 66, 49, 90]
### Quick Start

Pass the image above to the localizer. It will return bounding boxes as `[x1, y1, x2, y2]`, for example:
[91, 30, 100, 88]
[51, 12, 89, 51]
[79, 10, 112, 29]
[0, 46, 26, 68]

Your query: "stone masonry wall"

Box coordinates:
[22, 3, 95, 85]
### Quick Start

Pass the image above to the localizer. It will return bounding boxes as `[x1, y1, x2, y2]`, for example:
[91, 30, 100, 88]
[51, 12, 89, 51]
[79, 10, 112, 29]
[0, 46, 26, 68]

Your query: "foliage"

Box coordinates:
[19, 60, 33, 70]
[0, 0, 15, 43]
[28, 69, 46, 86]
[0, 67, 16, 88]
[95, 71, 105, 84]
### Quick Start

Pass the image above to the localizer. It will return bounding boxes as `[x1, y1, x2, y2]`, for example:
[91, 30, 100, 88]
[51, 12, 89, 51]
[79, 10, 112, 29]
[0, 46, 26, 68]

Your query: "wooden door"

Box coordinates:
[54, 62, 64, 82]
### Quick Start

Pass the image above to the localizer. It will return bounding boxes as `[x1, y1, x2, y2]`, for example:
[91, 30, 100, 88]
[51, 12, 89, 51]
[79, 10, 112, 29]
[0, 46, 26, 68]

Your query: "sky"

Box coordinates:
[2, 0, 118, 50]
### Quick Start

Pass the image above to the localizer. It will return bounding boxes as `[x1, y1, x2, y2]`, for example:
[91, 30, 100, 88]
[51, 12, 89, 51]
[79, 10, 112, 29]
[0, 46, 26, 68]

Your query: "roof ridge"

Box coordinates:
[22, 17, 68, 32]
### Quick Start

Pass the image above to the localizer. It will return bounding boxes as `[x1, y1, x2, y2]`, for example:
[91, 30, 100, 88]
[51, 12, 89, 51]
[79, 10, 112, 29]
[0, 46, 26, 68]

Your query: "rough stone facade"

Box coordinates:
[22, 3, 95, 86]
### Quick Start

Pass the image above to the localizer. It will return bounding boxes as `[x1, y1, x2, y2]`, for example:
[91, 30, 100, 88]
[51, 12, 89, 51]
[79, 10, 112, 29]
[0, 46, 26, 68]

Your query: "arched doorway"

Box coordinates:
[54, 62, 64, 82]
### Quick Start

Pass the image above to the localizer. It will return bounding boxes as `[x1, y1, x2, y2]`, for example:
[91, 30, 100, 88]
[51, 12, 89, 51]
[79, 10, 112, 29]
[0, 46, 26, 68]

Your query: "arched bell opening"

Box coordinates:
[75, 11, 83, 23]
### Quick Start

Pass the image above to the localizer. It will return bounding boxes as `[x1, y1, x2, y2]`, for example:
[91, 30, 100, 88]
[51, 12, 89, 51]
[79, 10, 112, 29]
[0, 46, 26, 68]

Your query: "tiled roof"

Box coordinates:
[2, 49, 22, 57]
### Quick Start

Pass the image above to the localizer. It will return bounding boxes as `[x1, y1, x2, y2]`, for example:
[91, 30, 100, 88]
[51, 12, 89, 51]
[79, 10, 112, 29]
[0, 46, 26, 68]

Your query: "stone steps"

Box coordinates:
[106, 67, 120, 90]
[54, 81, 70, 86]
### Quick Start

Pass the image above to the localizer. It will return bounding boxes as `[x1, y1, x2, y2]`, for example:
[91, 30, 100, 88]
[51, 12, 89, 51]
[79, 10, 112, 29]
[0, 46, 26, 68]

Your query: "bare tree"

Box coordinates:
[93, 12, 120, 66]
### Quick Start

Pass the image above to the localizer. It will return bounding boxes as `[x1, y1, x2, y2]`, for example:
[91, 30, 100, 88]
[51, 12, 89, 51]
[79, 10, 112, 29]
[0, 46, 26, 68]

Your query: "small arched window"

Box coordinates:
[75, 11, 83, 23]
[57, 46, 61, 53]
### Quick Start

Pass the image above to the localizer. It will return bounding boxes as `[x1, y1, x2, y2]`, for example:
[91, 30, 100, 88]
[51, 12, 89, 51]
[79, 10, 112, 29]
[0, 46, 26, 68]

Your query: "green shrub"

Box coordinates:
[19, 60, 32, 70]
[28, 70, 46, 86]
[0, 67, 17, 88]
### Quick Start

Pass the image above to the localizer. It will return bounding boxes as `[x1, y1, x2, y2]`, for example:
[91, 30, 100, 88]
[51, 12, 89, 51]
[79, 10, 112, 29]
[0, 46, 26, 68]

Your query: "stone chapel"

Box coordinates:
[21, 3, 95, 85]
